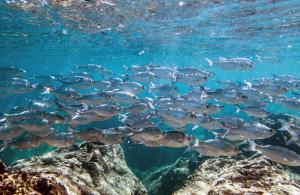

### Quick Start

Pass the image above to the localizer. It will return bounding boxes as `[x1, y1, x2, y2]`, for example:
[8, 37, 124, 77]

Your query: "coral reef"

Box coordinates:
[0, 143, 147, 195]
[174, 156, 300, 195]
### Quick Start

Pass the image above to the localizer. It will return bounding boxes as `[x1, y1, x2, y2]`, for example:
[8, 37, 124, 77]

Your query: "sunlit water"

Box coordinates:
[1, 0, 300, 189]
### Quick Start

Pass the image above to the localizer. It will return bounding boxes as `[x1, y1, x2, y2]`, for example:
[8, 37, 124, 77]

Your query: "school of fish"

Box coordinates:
[1, 58, 300, 167]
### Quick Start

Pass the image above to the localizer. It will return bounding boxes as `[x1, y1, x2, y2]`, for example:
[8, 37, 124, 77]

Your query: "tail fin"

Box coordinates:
[244, 140, 256, 151]
[0, 142, 8, 153]
[123, 65, 129, 71]
[235, 104, 241, 113]
[184, 146, 192, 153]
[205, 58, 213, 66]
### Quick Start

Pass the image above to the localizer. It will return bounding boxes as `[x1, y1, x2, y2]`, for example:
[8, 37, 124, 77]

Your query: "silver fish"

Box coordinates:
[0, 123, 24, 141]
[188, 139, 239, 157]
[150, 84, 178, 97]
[157, 109, 193, 129]
[0, 67, 26, 79]
[107, 90, 138, 104]
[207, 57, 255, 71]
[41, 133, 76, 148]
[207, 89, 248, 104]
[159, 131, 193, 148]
[236, 104, 269, 118]
[131, 127, 164, 143]
[275, 97, 300, 111]
[224, 122, 276, 141]
[175, 73, 209, 86]
[110, 80, 144, 94]
[255, 144, 300, 166]
[125, 71, 157, 83]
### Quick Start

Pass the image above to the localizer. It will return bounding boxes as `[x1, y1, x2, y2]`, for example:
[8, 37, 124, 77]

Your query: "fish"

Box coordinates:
[187, 139, 239, 157]
[110, 80, 145, 94]
[159, 131, 193, 148]
[253, 83, 289, 96]
[148, 66, 175, 81]
[192, 114, 225, 130]
[206, 57, 255, 71]
[6, 136, 42, 150]
[224, 122, 276, 141]
[41, 133, 77, 148]
[175, 73, 209, 86]
[75, 127, 128, 144]
[107, 90, 138, 104]
[156, 109, 194, 129]
[0, 123, 24, 141]
[254, 144, 300, 166]
[275, 97, 300, 111]
[4, 110, 65, 124]
[149, 84, 178, 97]
[86, 104, 122, 117]
[75, 92, 111, 106]
[216, 116, 246, 129]
[176, 67, 214, 77]
[124, 71, 157, 83]
[279, 122, 300, 146]
[77, 64, 113, 76]
[125, 101, 153, 114]
[131, 127, 164, 142]
[236, 104, 269, 118]
[71, 111, 113, 126]
[206, 89, 248, 104]
[0, 67, 26, 79]
[178, 99, 223, 115]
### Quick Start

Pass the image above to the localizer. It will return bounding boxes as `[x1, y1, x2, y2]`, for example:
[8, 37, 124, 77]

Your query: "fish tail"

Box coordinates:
[123, 65, 129, 71]
[184, 146, 192, 153]
[0, 142, 8, 153]
[245, 140, 256, 151]
[205, 58, 213, 66]
[235, 104, 241, 113]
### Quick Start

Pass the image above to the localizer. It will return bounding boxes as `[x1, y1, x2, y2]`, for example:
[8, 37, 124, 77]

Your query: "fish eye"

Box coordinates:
[206, 105, 210, 109]
[234, 147, 238, 151]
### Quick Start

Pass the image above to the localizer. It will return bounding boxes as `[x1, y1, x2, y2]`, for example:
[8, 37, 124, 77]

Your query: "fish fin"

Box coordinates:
[0, 117, 7, 123]
[243, 80, 253, 88]
[191, 125, 199, 131]
[0, 142, 8, 153]
[123, 65, 129, 71]
[219, 57, 227, 62]
[235, 104, 241, 113]
[146, 100, 155, 110]
[194, 139, 199, 146]
[184, 146, 192, 153]
[246, 140, 256, 151]
[205, 58, 213, 66]
[286, 136, 298, 145]
[221, 129, 230, 139]
[122, 74, 129, 82]
[149, 82, 156, 89]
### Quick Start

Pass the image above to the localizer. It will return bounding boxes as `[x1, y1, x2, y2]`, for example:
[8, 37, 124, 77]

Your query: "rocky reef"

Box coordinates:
[174, 156, 300, 195]
[141, 153, 208, 195]
[0, 143, 147, 195]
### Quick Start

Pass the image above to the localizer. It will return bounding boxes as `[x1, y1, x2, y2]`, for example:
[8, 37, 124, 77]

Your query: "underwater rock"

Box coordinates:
[0, 143, 147, 195]
[174, 156, 300, 195]
[143, 153, 207, 195]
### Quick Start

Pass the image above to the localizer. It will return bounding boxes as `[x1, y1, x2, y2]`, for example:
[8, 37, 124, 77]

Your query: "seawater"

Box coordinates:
[0, 0, 300, 190]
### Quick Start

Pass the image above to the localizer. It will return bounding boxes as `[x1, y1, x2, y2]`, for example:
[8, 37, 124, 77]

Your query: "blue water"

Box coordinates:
[0, 0, 300, 182]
